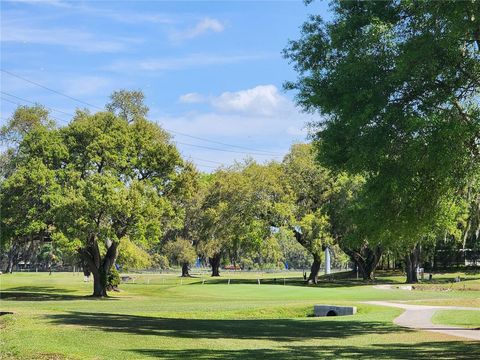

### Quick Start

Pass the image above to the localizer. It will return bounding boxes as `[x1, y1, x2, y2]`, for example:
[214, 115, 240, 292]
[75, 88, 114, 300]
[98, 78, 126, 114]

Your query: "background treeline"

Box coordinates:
[1, 89, 478, 297]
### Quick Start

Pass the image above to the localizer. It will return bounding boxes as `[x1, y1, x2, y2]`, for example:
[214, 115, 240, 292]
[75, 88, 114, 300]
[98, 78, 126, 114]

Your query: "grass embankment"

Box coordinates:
[1, 272, 479, 360]
[432, 311, 480, 329]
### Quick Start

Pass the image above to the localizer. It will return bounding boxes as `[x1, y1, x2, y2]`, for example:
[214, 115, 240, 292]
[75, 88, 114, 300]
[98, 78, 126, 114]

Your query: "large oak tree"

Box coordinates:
[285, 0, 479, 282]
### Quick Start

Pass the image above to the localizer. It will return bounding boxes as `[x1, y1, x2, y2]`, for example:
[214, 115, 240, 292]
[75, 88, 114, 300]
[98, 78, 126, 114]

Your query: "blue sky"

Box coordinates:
[1, 0, 331, 171]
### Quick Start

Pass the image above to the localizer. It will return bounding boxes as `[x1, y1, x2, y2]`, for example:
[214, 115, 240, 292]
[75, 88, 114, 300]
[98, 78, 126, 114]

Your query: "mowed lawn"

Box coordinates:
[1, 272, 479, 360]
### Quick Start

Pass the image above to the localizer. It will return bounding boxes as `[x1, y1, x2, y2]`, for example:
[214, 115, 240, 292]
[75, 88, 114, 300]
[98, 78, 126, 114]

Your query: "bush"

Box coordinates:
[107, 267, 120, 289]
[151, 254, 170, 270]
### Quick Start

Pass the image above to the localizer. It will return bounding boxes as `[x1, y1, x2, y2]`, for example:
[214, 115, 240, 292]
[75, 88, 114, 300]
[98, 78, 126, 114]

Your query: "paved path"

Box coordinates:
[364, 301, 480, 341]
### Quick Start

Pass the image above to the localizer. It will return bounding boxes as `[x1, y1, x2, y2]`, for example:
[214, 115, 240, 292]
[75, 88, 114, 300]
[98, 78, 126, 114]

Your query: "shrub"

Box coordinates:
[107, 267, 120, 290]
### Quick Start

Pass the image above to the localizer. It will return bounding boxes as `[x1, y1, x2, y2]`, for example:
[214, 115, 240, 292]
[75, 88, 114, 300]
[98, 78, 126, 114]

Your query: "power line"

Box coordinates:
[177, 141, 282, 157]
[166, 128, 281, 155]
[195, 164, 218, 170]
[0, 69, 103, 110]
[0, 96, 68, 124]
[185, 156, 224, 165]
[1, 69, 283, 158]
[1, 91, 75, 118]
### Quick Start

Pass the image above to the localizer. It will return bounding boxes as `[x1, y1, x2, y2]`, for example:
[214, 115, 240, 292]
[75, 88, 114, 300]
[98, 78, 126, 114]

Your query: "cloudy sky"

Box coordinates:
[1, 0, 331, 171]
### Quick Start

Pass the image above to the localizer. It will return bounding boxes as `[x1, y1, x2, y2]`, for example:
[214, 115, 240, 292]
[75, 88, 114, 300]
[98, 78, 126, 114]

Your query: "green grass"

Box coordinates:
[402, 299, 480, 307]
[432, 310, 480, 329]
[1, 272, 479, 359]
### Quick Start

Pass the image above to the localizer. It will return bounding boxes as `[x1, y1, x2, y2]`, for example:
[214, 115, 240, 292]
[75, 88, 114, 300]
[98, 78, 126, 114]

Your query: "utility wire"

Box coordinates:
[1, 96, 68, 124]
[0, 69, 103, 110]
[1, 69, 283, 158]
[177, 141, 282, 157]
[166, 128, 281, 155]
[184, 156, 224, 165]
[195, 164, 218, 170]
[1, 91, 75, 118]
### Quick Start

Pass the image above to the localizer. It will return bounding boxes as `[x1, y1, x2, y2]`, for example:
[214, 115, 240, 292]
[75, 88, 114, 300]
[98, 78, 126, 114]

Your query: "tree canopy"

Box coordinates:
[285, 0, 479, 282]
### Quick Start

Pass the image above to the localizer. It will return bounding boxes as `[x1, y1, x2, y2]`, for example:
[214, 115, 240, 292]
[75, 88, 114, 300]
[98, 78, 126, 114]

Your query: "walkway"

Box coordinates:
[364, 301, 480, 341]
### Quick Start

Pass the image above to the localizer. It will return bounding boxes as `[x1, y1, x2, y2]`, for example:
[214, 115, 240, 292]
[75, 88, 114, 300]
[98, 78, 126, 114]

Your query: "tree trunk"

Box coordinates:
[5, 242, 19, 273]
[405, 244, 420, 284]
[308, 254, 321, 284]
[209, 254, 221, 277]
[362, 246, 382, 281]
[5, 257, 14, 274]
[345, 245, 382, 281]
[92, 269, 107, 297]
[79, 236, 119, 297]
[181, 263, 190, 277]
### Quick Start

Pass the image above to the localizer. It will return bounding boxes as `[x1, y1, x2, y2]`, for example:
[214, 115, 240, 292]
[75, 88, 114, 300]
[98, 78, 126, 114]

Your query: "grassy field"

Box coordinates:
[1, 271, 479, 359]
[432, 311, 480, 329]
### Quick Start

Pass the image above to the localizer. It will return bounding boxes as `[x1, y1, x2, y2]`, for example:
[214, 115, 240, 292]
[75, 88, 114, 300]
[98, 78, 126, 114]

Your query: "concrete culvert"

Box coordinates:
[314, 305, 356, 317]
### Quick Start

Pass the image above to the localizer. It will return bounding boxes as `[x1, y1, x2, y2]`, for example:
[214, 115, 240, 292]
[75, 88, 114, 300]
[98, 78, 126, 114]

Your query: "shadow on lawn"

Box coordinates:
[187, 275, 375, 288]
[48, 311, 408, 341]
[129, 342, 480, 360]
[2, 286, 76, 293]
[0, 286, 119, 301]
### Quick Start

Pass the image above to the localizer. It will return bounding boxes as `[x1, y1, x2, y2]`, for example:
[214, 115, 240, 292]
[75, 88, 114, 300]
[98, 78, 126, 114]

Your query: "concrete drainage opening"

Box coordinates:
[314, 305, 356, 317]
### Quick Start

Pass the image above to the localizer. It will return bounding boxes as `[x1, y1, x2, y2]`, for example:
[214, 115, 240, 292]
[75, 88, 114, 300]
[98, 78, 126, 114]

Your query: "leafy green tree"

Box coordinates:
[0, 107, 64, 273]
[275, 227, 311, 269]
[282, 144, 336, 283]
[106, 90, 149, 123]
[325, 173, 385, 281]
[37, 243, 63, 269]
[293, 211, 333, 283]
[198, 168, 247, 276]
[285, 1, 480, 282]
[198, 161, 290, 276]
[164, 238, 197, 277]
[0, 104, 54, 145]
[151, 253, 170, 270]
[55, 111, 185, 296]
[158, 166, 203, 275]
[116, 238, 152, 271]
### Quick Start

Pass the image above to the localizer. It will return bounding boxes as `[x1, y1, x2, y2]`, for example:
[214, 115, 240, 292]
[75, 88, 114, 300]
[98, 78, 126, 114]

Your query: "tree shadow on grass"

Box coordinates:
[0, 292, 83, 301]
[188, 270, 425, 288]
[0, 286, 119, 301]
[129, 341, 480, 360]
[188, 277, 374, 288]
[48, 311, 408, 342]
[2, 286, 77, 293]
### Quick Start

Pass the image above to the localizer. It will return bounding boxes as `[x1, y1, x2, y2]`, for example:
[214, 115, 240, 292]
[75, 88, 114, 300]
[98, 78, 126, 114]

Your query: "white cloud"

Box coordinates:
[156, 109, 312, 168]
[1, 21, 137, 53]
[160, 85, 315, 170]
[170, 17, 225, 42]
[212, 85, 287, 116]
[107, 53, 271, 72]
[179, 92, 208, 104]
[179, 85, 292, 117]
